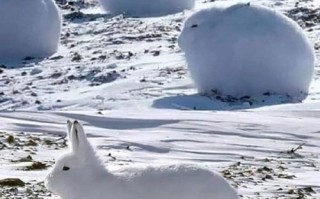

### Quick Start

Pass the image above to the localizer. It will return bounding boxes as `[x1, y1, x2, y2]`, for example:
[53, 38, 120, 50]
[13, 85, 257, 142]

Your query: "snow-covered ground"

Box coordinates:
[0, 0, 319, 198]
[0, 109, 319, 198]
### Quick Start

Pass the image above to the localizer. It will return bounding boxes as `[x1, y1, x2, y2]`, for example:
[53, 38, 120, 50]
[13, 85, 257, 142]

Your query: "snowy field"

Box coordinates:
[0, 0, 320, 198]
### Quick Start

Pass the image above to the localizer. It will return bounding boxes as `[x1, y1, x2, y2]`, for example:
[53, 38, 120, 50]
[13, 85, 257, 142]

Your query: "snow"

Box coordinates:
[178, 3, 315, 97]
[0, 0, 61, 62]
[0, 0, 319, 198]
[98, 0, 195, 17]
[0, 109, 319, 198]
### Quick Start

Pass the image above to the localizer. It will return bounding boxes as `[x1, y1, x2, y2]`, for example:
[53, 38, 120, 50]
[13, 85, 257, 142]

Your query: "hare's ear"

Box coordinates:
[66, 120, 72, 139]
[70, 121, 91, 154]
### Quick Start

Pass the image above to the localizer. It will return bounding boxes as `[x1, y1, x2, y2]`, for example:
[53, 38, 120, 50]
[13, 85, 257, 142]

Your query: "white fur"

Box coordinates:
[0, 0, 61, 62]
[178, 3, 315, 97]
[98, 0, 195, 17]
[45, 121, 239, 199]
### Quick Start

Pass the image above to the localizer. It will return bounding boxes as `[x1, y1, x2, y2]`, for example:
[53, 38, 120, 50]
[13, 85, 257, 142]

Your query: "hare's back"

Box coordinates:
[128, 165, 238, 199]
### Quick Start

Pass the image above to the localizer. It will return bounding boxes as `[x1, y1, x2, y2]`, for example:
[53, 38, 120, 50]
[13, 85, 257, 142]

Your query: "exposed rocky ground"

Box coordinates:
[0, 130, 66, 199]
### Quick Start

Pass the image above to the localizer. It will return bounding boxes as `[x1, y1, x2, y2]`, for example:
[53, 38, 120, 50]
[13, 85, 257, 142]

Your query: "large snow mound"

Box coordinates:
[178, 3, 315, 97]
[0, 0, 61, 62]
[98, 0, 195, 17]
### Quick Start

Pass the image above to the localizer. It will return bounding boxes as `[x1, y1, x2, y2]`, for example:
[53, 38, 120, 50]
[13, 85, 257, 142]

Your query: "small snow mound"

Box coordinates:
[98, 0, 195, 17]
[0, 0, 61, 62]
[178, 3, 315, 97]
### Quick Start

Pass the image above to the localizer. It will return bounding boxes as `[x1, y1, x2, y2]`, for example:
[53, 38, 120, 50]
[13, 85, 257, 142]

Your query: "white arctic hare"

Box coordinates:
[98, 0, 195, 17]
[45, 121, 239, 199]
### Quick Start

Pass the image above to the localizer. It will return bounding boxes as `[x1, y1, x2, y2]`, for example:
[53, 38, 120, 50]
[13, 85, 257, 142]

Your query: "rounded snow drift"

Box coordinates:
[178, 3, 315, 97]
[0, 0, 62, 62]
[98, 0, 195, 17]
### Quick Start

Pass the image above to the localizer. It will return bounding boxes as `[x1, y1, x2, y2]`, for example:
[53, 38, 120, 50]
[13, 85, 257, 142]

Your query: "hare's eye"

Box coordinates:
[63, 166, 70, 171]
[191, 24, 198, 28]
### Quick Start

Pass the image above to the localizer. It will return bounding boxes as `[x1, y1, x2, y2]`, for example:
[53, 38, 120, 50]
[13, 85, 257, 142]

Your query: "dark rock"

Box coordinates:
[0, 178, 25, 187]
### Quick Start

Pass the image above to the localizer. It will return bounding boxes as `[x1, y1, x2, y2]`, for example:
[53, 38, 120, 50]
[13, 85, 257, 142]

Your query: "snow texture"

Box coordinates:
[179, 3, 315, 97]
[98, 0, 195, 17]
[45, 121, 239, 199]
[0, 0, 61, 62]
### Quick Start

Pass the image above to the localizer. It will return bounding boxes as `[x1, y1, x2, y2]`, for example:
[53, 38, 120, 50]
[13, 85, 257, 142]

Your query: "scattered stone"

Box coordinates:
[152, 50, 161, 56]
[50, 55, 64, 60]
[71, 52, 82, 62]
[24, 162, 47, 171]
[25, 140, 38, 147]
[12, 90, 21, 95]
[13, 155, 33, 163]
[30, 92, 38, 97]
[90, 71, 122, 86]
[64, 11, 85, 21]
[0, 178, 25, 187]
[6, 135, 14, 144]
[50, 72, 63, 79]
